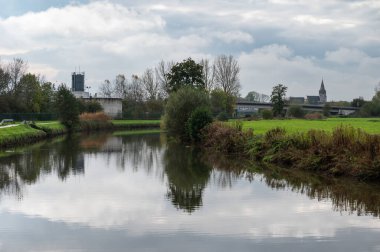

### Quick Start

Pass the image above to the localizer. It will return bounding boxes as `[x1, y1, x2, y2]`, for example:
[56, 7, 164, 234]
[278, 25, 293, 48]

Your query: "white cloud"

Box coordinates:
[1, 154, 380, 239]
[213, 31, 254, 44]
[239, 45, 380, 100]
[0, 0, 379, 100]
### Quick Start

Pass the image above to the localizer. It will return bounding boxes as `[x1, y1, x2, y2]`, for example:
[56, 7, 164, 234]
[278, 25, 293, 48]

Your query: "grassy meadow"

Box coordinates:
[0, 124, 46, 146]
[240, 118, 380, 135]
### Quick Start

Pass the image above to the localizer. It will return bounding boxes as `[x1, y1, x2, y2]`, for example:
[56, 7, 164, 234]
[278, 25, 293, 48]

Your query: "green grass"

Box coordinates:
[0, 124, 46, 146]
[239, 118, 380, 135]
[36, 121, 67, 132]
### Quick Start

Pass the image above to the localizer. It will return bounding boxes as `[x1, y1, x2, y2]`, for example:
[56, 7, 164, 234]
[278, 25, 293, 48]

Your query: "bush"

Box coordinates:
[79, 112, 110, 122]
[187, 107, 213, 142]
[164, 87, 210, 140]
[262, 109, 273, 120]
[79, 112, 112, 131]
[287, 105, 305, 118]
[304, 112, 324, 120]
[216, 111, 229, 121]
[201, 121, 252, 154]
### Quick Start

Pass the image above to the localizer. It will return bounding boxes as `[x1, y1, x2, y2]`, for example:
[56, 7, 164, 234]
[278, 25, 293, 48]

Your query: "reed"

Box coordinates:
[202, 123, 380, 181]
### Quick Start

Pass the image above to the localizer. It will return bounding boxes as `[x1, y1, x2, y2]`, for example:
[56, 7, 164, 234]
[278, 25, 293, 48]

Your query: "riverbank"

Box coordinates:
[239, 117, 380, 135]
[202, 122, 380, 182]
[0, 120, 161, 148]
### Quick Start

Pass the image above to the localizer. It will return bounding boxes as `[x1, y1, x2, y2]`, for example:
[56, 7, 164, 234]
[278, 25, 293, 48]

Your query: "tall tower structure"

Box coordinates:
[71, 72, 85, 92]
[319, 79, 327, 103]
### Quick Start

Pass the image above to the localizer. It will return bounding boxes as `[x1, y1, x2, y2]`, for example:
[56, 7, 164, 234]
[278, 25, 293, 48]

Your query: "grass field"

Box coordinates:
[240, 118, 380, 135]
[0, 124, 46, 146]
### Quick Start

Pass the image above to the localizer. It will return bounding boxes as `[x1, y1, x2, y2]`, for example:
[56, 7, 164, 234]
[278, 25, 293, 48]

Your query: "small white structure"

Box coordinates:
[91, 97, 122, 118]
[73, 91, 90, 98]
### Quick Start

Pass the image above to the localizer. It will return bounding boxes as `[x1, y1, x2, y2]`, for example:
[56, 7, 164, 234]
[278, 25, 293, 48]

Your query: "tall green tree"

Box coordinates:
[166, 58, 204, 93]
[164, 87, 210, 141]
[270, 84, 287, 117]
[55, 85, 79, 131]
[40, 82, 55, 113]
[15, 73, 42, 112]
[210, 88, 235, 115]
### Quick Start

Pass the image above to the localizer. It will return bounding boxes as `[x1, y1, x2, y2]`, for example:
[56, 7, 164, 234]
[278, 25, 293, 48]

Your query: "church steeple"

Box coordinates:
[319, 78, 327, 103]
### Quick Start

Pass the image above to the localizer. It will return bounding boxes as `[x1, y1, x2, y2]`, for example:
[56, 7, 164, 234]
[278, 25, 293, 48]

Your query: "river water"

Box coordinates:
[0, 132, 379, 251]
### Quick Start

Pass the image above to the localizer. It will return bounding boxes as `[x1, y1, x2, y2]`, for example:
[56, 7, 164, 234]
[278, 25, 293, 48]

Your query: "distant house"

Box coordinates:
[306, 96, 320, 105]
[91, 97, 122, 118]
[289, 97, 305, 104]
[304, 79, 328, 105]
[71, 71, 122, 118]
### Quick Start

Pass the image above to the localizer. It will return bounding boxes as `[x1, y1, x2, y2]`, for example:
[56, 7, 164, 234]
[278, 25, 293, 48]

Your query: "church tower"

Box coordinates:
[319, 79, 327, 103]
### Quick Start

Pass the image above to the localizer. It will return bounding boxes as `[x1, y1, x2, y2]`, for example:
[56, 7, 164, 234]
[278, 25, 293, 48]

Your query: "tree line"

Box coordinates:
[0, 58, 103, 117]
[98, 55, 240, 118]
[0, 58, 56, 113]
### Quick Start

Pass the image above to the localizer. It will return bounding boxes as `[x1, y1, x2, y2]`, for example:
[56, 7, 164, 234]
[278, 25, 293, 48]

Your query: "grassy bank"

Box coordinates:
[202, 122, 380, 182]
[0, 120, 161, 148]
[0, 124, 47, 147]
[240, 118, 380, 135]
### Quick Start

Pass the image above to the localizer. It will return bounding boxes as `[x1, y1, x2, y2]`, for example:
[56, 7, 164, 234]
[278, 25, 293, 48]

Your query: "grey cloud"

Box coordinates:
[0, 0, 379, 100]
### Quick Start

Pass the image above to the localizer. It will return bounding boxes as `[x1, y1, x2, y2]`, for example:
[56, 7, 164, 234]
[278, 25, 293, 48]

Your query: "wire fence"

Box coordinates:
[0, 112, 164, 121]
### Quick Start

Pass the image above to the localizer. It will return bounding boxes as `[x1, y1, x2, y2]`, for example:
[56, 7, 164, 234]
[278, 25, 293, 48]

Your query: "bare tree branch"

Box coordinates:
[213, 55, 240, 96]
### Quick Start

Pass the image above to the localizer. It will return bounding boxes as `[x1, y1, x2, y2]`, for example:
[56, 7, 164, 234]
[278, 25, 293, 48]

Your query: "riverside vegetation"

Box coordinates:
[201, 122, 380, 182]
[0, 117, 160, 148]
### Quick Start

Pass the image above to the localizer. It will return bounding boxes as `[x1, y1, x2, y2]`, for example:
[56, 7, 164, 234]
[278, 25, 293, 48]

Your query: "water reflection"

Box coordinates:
[164, 143, 211, 213]
[0, 132, 380, 219]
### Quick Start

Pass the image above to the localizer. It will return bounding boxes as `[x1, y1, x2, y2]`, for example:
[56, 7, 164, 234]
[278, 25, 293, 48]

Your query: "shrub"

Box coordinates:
[187, 107, 213, 142]
[79, 112, 110, 122]
[262, 109, 273, 120]
[79, 112, 112, 131]
[216, 111, 229, 121]
[164, 87, 210, 140]
[287, 105, 305, 118]
[201, 121, 252, 154]
[304, 112, 324, 120]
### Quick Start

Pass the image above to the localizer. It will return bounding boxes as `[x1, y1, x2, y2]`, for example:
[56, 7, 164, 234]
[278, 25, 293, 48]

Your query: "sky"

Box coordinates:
[0, 0, 379, 100]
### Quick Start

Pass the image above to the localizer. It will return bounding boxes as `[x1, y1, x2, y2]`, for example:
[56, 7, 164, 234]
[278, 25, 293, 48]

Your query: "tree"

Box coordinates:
[323, 103, 331, 117]
[351, 97, 366, 108]
[55, 85, 79, 131]
[155, 60, 174, 97]
[270, 84, 287, 117]
[142, 68, 159, 100]
[114, 74, 127, 98]
[0, 65, 10, 95]
[40, 82, 55, 113]
[123, 75, 145, 117]
[166, 58, 205, 93]
[164, 87, 210, 141]
[245, 91, 270, 102]
[200, 58, 214, 91]
[99, 79, 113, 98]
[213, 55, 240, 96]
[210, 88, 236, 115]
[7, 58, 28, 93]
[15, 73, 42, 112]
[287, 105, 305, 118]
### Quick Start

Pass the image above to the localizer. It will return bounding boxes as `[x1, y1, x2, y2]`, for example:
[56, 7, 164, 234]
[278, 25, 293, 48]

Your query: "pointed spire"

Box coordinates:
[320, 78, 325, 92]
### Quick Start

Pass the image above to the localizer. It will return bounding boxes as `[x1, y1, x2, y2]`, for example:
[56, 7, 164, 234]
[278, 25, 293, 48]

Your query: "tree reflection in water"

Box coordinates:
[163, 143, 212, 213]
[0, 132, 380, 218]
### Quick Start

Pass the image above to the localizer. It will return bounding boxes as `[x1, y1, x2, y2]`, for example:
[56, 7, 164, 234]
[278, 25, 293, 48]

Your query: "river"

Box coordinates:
[0, 132, 379, 251]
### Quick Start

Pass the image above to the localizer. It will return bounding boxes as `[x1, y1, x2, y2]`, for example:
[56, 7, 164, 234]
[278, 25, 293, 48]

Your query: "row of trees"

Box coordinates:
[0, 58, 57, 113]
[98, 55, 240, 117]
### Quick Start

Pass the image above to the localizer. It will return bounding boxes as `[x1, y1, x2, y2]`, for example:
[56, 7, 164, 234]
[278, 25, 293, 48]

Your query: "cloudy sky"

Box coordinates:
[0, 0, 379, 100]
